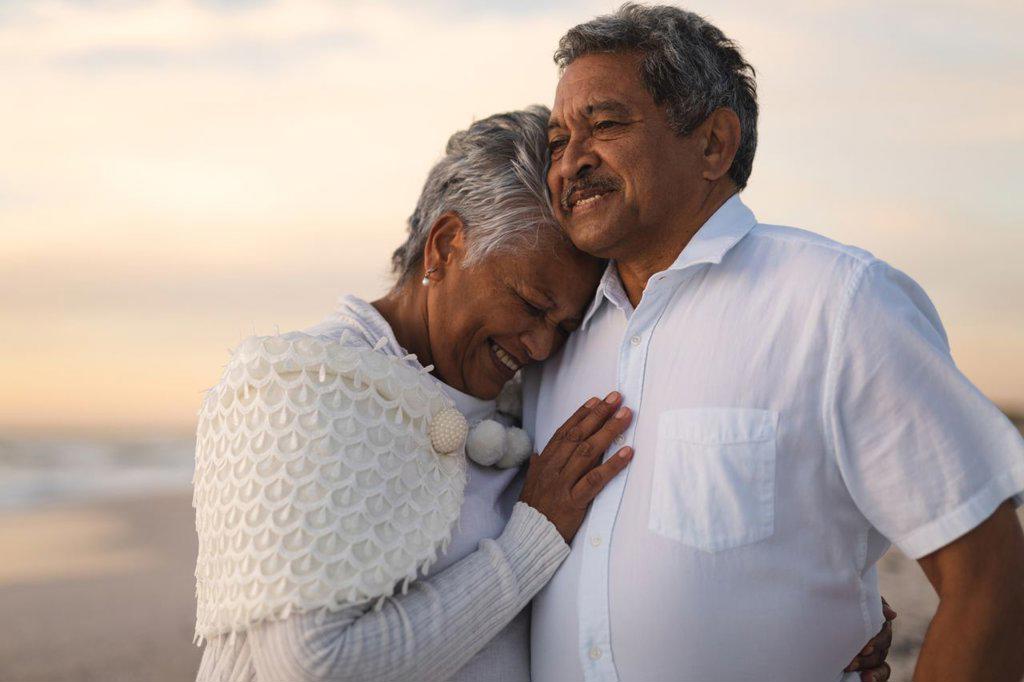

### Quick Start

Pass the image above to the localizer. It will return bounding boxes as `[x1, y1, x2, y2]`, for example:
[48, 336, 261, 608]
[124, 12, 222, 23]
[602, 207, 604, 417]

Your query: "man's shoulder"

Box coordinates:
[746, 223, 876, 266]
[739, 223, 944, 337]
[735, 223, 880, 288]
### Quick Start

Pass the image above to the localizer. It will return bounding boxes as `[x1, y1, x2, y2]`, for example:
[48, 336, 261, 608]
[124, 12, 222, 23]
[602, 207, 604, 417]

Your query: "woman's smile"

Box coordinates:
[489, 340, 524, 377]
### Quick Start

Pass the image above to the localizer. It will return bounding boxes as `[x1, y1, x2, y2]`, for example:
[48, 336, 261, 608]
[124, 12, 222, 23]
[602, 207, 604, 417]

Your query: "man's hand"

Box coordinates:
[914, 500, 1024, 681]
[844, 598, 897, 681]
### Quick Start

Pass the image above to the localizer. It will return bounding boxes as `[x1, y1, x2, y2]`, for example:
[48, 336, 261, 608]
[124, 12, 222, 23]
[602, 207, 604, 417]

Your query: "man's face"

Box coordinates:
[547, 51, 704, 259]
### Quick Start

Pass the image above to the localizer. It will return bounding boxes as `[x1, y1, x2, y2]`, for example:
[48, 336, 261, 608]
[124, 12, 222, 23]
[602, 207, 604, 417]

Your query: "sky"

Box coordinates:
[1, 0, 1021, 437]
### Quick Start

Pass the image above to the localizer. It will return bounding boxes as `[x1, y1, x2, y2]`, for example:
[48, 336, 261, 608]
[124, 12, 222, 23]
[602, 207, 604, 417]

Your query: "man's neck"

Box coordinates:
[616, 183, 738, 308]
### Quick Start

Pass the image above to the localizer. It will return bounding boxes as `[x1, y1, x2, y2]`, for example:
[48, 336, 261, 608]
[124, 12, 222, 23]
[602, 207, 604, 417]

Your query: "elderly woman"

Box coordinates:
[192, 107, 892, 681]
[193, 106, 628, 682]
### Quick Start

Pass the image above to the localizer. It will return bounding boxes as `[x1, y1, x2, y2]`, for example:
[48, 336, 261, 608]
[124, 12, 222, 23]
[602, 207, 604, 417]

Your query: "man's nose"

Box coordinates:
[559, 135, 599, 181]
[521, 324, 559, 363]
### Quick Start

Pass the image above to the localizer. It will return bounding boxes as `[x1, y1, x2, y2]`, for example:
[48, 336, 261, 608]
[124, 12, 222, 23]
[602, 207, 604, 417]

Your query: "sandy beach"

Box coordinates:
[0, 490, 1020, 682]
[0, 493, 201, 682]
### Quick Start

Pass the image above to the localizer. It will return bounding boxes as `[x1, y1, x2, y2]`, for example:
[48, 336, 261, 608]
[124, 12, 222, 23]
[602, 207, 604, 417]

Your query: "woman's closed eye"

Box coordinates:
[516, 293, 546, 317]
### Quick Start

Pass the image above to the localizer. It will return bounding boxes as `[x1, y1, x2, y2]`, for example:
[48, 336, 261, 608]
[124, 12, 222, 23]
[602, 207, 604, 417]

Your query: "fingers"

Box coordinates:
[562, 405, 632, 480]
[562, 392, 622, 447]
[570, 446, 633, 504]
[860, 662, 890, 682]
[861, 618, 892, 653]
[543, 393, 621, 471]
[843, 618, 892, 671]
[541, 397, 601, 468]
[551, 397, 601, 443]
[872, 619, 893, 651]
[846, 620, 892, 673]
[881, 597, 897, 622]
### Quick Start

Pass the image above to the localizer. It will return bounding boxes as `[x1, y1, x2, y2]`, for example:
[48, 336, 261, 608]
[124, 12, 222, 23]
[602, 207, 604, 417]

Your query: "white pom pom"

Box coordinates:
[495, 377, 523, 419]
[466, 419, 507, 466]
[496, 427, 532, 468]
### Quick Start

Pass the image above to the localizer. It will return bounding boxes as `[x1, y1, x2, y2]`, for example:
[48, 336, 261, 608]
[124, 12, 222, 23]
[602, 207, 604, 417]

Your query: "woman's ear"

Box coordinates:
[700, 107, 741, 183]
[422, 212, 467, 283]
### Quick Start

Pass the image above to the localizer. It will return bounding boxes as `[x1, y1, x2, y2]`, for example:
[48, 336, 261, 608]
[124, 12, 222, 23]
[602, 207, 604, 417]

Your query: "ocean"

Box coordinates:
[0, 437, 195, 510]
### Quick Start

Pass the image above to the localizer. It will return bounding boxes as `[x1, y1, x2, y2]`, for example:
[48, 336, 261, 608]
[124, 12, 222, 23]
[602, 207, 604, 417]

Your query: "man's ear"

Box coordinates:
[422, 212, 467, 282]
[699, 107, 741, 183]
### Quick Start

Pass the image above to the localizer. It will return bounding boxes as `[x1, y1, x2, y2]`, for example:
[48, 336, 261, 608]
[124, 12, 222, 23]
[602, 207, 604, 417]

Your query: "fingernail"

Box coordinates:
[618, 447, 632, 459]
[585, 397, 599, 408]
[604, 391, 620, 404]
[862, 645, 874, 655]
[614, 407, 629, 419]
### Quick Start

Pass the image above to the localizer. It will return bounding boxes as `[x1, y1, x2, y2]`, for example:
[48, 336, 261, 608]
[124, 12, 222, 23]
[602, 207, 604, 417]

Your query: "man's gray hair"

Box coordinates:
[554, 3, 758, 189]
[391, 105, 565, 282]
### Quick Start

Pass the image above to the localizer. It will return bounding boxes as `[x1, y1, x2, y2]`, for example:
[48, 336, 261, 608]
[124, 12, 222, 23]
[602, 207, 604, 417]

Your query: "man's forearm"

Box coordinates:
[914, 502, 1024, 682]
[913, 590, 1024, 681]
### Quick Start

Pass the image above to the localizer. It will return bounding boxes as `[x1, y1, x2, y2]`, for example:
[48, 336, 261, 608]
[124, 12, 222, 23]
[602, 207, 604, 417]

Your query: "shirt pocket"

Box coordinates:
[648, 408, 778, 553]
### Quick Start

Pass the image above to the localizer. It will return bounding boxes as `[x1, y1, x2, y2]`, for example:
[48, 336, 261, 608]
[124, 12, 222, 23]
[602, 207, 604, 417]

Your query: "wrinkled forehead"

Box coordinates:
[489, 238, 603, 316]
[478, 226, 600, 281]
[550, 52, 646, 127]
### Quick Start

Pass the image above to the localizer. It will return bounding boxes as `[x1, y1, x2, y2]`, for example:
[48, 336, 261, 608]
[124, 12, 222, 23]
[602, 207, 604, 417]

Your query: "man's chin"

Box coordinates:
[566, 218, 623, 259]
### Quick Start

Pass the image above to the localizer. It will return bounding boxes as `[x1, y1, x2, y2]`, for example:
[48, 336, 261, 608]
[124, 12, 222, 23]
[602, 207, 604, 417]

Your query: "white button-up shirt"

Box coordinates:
[523, 195, 1024, 682]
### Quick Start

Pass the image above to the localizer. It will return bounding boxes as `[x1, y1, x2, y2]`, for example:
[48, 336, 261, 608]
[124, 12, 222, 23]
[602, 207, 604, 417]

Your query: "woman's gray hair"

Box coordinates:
[391, 105, 566, 282]
[554, 3, 758, 189]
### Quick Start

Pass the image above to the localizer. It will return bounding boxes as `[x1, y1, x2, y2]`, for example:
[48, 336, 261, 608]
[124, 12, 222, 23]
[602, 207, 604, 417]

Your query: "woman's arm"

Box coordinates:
[247, 502, 566, 682]
[244, 393, 636, 682]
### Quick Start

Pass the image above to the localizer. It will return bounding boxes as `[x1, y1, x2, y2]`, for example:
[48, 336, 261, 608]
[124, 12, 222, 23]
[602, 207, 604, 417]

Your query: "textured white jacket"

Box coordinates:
[194, 295, 568, 682]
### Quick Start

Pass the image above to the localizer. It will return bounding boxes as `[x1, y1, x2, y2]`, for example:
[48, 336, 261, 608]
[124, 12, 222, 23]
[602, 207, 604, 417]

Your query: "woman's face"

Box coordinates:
[427, 235, 604, 400]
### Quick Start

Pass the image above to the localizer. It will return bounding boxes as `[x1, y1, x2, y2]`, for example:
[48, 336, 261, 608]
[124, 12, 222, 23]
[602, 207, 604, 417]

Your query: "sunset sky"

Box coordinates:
[1, 0, 1021, 437]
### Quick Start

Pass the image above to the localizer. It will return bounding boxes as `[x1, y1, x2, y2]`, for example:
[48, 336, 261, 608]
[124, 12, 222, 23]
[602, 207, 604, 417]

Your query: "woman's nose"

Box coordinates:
[521, 325, 558, 363]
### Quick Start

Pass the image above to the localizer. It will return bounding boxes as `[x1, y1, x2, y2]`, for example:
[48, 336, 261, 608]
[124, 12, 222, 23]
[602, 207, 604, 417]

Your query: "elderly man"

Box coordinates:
[524, 5, 1024, 681]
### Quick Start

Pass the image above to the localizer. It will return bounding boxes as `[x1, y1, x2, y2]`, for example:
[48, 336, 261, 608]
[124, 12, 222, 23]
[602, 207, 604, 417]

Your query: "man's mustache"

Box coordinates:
[560, 175, 622, 213]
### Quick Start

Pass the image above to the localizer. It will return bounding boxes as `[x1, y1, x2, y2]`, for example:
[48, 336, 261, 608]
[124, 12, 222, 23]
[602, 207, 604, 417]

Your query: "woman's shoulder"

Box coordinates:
[193, 328, 468, 641]
[203, 330, 446, 433]
[303, 294, 405, 355]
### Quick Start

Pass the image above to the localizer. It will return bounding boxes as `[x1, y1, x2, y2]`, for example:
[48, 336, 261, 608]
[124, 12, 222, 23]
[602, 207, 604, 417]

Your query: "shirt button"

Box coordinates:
[590, 535, 602, 547]
[589, 646, 603, 660]
[630, 335, 641, 346]
[615, 435, 625, 445]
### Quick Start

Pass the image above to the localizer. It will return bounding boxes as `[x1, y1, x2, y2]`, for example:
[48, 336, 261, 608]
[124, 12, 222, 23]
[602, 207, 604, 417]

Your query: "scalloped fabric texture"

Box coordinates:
[192, 333, 467, 641]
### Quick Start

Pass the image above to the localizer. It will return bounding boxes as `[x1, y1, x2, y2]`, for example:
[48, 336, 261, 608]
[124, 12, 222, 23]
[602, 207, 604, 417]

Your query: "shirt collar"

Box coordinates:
[580, 194, 757, 329]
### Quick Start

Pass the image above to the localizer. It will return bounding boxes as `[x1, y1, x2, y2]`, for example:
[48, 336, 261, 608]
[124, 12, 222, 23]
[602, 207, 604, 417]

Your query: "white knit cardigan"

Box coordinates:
[193, 298, 568, 682]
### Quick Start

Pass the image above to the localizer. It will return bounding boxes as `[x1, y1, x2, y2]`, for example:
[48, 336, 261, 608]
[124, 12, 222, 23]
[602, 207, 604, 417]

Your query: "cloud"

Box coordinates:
[52, 29, 362, 73]
[1, 0, 1022, 429]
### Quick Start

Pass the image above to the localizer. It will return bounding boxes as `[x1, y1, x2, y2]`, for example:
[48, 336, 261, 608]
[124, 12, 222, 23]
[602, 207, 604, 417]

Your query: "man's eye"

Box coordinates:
[594, 120, 621, 131]
[548, 138, 568, 153]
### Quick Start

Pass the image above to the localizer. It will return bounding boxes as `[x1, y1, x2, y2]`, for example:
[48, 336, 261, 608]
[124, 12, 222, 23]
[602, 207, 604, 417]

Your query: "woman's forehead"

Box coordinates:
[482, 236, 602, 294]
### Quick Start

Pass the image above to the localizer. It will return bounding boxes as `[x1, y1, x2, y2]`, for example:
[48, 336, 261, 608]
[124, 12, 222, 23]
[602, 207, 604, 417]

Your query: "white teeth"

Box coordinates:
[491, 343, 520, 372]
[573, 193, 604, 209]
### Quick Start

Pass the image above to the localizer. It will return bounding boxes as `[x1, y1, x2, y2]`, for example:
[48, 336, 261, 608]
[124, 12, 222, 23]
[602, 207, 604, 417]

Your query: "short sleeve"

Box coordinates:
[826, 260, 1024, 559]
